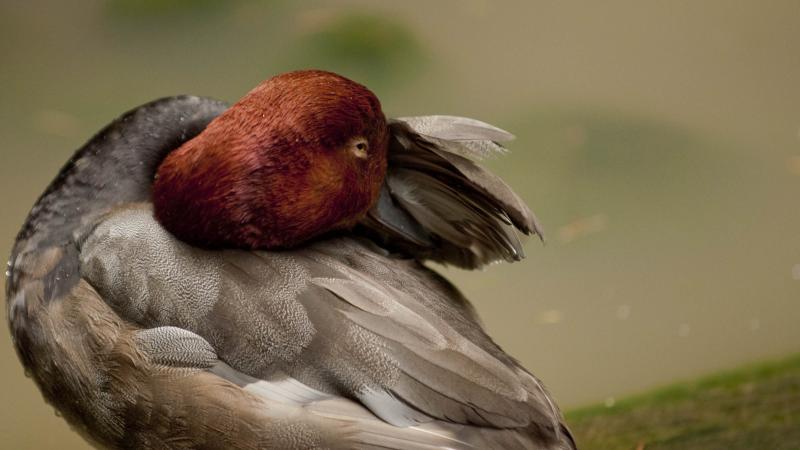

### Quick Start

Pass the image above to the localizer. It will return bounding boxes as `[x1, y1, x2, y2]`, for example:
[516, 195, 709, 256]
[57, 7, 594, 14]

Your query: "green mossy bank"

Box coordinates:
[567, 354, 800, 449]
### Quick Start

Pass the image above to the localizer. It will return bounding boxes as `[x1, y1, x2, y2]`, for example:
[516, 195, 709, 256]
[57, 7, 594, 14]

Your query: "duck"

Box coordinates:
[6, 70, 576, 449]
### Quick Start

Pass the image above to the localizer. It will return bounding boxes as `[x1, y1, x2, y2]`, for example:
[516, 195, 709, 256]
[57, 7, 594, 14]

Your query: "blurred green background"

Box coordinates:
[1, 0, 799, 448]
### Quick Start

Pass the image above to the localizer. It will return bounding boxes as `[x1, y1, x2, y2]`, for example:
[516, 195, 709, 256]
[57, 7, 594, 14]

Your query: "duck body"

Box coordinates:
[7, 72, 575, 449]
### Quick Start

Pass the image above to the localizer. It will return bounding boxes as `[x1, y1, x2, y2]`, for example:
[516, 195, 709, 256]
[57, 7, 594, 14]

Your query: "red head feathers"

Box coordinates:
[152, 70, 389, 249]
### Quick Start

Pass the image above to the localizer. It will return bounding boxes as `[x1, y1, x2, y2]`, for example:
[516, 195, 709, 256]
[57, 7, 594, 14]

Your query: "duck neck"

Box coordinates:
[7, 96, 227, 299]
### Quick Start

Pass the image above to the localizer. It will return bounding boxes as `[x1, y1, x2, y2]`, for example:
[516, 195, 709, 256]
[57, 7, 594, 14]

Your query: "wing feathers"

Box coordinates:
[428, 146, 541, 235]
[396, 115, 515, 143]
[305, 253, 552, 431]
[362, 118, 542, 269]
[83, 209, 571, 449]
[133, 326, 218, 369]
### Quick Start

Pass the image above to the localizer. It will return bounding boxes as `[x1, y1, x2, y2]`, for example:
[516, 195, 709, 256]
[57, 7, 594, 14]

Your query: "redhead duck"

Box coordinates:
[7, 70, 575, 449]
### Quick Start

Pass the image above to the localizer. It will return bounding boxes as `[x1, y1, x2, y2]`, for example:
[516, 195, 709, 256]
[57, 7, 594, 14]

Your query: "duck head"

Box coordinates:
[152, 70, 389, 249]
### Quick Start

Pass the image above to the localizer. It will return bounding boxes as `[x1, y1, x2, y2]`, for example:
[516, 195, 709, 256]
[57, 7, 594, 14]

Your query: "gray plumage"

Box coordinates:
[395, 115, 515, 144]
[7, 97, 575, 449]
[363, 119, 543, 269]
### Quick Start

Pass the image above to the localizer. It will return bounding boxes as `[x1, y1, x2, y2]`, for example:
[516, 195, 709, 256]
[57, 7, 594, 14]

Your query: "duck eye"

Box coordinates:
[348, 137, 369, 159]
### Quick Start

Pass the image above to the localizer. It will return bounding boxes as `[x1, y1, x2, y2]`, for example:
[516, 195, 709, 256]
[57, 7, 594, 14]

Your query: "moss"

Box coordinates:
[566, 354, 800, 449]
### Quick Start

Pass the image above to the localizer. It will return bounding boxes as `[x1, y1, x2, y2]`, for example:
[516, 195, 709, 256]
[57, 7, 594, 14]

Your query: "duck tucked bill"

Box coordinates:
[6, 70, 574, 449]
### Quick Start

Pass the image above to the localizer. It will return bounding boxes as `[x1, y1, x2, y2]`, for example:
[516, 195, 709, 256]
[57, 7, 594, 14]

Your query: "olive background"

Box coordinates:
[1, 1, 799, 448]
